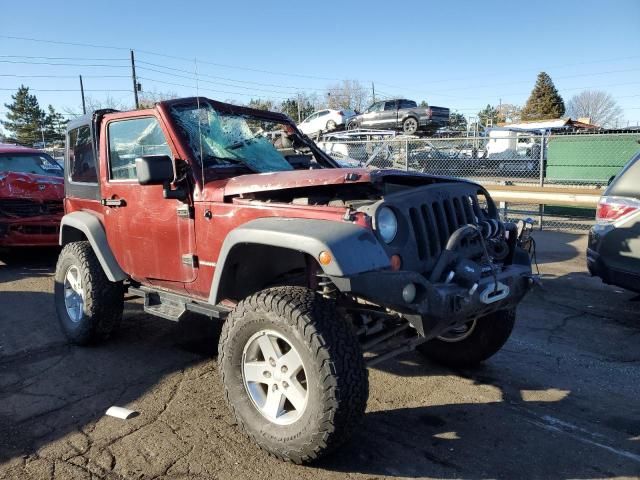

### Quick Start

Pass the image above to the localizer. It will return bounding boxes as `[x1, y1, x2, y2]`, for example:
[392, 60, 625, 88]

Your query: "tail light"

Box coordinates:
[596, 196, 640, 224]
[337, 111, 344, 116]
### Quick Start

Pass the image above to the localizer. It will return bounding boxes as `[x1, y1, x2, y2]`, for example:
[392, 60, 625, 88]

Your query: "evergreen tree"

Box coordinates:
[1, 85, 46, 146]
[280, 97, 315, 122]
[44, 105, 68, 144]
[477, 104, 499, 127]
[521, 72, 565, 120]
[448, 112, 467, 131]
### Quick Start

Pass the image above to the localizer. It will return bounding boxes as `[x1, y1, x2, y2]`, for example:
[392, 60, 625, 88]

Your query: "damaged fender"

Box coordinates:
[208, 217, 390, 304]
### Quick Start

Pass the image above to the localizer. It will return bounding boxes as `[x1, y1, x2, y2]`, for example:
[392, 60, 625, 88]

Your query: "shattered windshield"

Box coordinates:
[170, 103, 295, 173]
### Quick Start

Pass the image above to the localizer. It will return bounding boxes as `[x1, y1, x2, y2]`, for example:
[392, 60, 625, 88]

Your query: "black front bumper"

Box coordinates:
[331, 263, 532, 340]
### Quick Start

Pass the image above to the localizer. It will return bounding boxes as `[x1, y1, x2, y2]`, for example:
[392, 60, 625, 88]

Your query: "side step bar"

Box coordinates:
[127, 286, 230, 322]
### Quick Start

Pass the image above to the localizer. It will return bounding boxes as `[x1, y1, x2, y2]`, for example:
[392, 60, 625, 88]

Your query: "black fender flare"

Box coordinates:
[59, 211, 126, 282]
[208, 217, 390, 304]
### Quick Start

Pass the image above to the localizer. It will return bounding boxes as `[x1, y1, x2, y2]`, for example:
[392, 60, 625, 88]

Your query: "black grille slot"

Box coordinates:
[408, 193, 482, 265]
[433, 202, 448, 249]
[409, 207, 427, 260]
[421, 204, 439, 257]
[0, 199, 44, 217]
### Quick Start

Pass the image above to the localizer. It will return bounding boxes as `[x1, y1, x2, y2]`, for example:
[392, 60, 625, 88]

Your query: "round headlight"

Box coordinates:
[377, 206, 398, 244]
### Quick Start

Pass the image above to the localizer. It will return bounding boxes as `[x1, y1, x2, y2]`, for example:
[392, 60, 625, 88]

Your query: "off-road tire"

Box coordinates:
[218, 286, 368, 463]
[54, 241, 123, 345]
[417, 309, 516, 367]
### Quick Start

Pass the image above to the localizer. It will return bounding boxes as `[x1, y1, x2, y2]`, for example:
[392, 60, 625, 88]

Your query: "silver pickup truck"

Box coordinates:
[348, 99, 450, 135]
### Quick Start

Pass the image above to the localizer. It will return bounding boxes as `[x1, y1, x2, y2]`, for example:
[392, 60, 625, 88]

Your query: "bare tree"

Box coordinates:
[63, 94, 130, 118]
[566, 90, 624, 128]
[138, 89, 179, 108]
[325, 80, 371, 112]
[496, 103, 522, 124]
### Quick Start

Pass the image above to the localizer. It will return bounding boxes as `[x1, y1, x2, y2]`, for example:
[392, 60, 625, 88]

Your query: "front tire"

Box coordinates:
[218, 286, 368, 463]
[54, 241, 123, 345]
[417, 309, 516, 367]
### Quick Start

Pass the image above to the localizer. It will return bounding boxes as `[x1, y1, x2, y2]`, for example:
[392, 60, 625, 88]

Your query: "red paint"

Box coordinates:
[65, 102, 379, 296]
[0, 145, 64, 247]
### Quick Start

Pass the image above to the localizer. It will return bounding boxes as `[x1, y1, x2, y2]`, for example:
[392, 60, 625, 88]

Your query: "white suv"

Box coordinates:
[298, 109, 356, 136]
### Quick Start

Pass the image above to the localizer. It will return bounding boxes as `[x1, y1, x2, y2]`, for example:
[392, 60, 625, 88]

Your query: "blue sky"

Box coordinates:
[1, 0, 639, 126]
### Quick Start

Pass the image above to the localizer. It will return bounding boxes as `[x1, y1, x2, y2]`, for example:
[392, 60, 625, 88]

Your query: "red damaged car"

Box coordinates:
[0, 144, 64, 247]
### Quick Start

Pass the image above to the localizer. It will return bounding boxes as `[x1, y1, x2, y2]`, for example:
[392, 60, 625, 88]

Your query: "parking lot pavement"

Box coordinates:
[0, 232, 639, 480]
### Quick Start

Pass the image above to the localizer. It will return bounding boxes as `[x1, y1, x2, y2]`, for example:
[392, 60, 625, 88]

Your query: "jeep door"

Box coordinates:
[100, 113, 197, 284]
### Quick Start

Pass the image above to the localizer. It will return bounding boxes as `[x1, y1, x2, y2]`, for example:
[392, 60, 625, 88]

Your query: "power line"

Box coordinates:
[376, 55, 640, 91]
[0, 88, 130, 92]
[427, 68, 640, 94]
[136, 62, 329, 92]
[0, 54, 126, 61]
[137, 72, 301, 95]
[137, 76, 290, 100]
[0, 74, 129, 78]
[3, 33, 639, 103]
[0, 59, 129, 68]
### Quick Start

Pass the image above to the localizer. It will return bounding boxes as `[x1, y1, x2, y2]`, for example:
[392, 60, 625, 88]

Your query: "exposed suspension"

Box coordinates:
[316, 272, 337, 298]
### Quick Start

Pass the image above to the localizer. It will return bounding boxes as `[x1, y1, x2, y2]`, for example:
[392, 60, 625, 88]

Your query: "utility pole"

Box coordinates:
[297, 92, 301, 123]
[79, 75, 86, 114]
[371, 82, 376, 103]
[130, 50, 139, 109]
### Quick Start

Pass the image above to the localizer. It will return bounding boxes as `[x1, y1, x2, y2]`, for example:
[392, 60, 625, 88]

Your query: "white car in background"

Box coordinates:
[298, 109, 356, 136]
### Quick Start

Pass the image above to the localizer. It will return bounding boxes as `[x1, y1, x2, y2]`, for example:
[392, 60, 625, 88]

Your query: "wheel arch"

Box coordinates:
[208, 217, 390, 304]
[400, 113, 419, 125]
[59, 211, 126, 282]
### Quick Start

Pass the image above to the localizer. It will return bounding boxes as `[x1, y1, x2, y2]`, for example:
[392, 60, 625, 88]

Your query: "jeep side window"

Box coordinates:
[68, 126, 97, 183]
[108, 117, 171, 181]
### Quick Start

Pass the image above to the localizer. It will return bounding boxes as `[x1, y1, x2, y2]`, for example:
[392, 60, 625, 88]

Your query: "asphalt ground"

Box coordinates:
[0, 231, 639, 479]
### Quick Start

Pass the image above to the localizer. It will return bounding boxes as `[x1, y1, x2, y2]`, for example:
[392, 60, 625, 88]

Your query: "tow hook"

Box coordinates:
[479, 281, 510, 304]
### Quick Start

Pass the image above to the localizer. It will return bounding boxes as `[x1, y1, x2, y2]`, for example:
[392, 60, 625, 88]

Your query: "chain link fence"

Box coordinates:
[317, 130, 640, 231]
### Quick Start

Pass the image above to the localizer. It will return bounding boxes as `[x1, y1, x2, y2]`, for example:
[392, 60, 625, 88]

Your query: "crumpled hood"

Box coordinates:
[219, 168, 465, 198]
[0, 171, 64, 201]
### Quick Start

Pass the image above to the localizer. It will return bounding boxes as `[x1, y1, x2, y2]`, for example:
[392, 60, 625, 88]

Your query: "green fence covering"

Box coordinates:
[546, 133, 640, 183]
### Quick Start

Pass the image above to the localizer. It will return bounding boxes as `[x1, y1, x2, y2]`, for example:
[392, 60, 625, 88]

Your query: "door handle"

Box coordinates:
[101, 198, 126, 207]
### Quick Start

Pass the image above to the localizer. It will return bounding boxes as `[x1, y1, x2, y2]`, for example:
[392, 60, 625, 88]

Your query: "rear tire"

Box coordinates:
[402, 117, 419, 135]
[54, 241, 123, 345]
[417, 309, 516, 367]
[325, 120, 337, 131]
[218, 286, 368, 463]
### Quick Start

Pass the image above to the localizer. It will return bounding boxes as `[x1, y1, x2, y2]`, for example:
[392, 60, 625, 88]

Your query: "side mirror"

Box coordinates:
[135, 155, 174, 185]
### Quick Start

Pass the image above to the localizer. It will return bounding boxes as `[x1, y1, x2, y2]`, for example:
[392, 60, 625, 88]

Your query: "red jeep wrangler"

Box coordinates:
[55, 99, 532, 463]
[0, 144, 64, 247]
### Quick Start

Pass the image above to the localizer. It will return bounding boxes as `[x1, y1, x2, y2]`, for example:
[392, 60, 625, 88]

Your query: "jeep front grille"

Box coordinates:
[407, 193, 487, 264]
